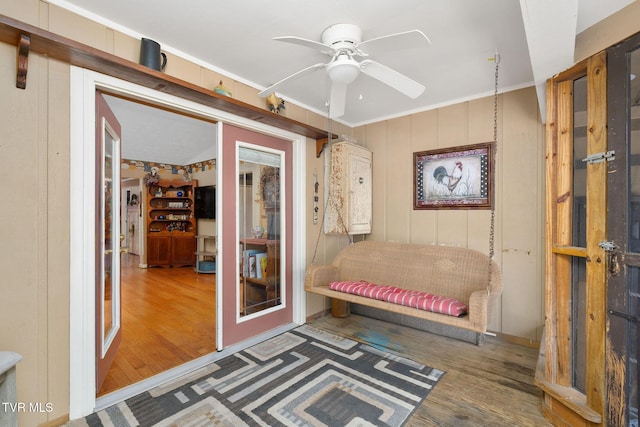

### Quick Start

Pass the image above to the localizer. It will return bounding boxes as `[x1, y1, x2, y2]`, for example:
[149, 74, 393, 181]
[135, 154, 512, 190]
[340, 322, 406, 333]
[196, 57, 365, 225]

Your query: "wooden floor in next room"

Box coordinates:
[98, 254, 217, 396]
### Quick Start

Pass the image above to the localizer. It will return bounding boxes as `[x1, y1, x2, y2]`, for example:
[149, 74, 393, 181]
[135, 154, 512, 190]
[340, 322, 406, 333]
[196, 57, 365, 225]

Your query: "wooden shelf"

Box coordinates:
[0, 14, 330, 141]
[147, 180, 197, 267]
[240, 239, 280, 314]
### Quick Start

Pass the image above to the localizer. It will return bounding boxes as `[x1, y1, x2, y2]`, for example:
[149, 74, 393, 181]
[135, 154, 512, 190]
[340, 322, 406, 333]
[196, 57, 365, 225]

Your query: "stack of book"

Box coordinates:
[243, 250, 268, 279]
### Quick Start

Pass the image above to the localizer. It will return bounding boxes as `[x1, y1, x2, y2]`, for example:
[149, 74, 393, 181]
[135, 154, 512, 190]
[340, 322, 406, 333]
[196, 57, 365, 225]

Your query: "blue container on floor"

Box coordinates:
[198, 261, 216, 272]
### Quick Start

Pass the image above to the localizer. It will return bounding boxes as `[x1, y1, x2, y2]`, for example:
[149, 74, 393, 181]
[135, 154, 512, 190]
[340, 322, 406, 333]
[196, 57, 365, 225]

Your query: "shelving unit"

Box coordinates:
[240, 238, 280, 315]
[195, 235, 217, 273]
[146, 179, 197, 267]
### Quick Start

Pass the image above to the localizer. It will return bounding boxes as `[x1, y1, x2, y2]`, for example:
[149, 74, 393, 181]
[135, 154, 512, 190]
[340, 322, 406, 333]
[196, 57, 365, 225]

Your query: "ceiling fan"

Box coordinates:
[258, 23, 431, 118]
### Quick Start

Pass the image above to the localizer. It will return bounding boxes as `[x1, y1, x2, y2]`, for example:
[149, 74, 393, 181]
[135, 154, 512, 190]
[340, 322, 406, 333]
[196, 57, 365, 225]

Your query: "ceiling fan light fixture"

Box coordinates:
[327, 55, 360, 84]
[261, 22, 431, 117]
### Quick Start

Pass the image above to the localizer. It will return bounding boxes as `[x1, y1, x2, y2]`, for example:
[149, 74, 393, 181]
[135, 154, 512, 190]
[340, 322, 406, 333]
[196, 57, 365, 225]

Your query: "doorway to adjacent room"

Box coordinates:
[70, 68, 307, 418]
[95, 91, 219, 396]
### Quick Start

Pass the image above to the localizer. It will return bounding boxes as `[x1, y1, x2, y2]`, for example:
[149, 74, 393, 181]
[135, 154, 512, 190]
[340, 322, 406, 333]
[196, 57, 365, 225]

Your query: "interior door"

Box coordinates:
[221, 123, 293, 347]
[95, 91, 123, 391]
[606, 33, 640, 426]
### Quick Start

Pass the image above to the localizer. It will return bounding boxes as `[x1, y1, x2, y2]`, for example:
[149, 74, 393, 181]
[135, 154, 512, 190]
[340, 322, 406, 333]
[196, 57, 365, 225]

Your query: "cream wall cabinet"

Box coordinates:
[324, 141, 372, 235]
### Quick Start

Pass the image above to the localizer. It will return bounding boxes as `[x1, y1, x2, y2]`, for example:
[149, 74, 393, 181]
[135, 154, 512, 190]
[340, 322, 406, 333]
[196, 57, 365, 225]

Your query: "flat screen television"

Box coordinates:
[194, 185, 215, 219]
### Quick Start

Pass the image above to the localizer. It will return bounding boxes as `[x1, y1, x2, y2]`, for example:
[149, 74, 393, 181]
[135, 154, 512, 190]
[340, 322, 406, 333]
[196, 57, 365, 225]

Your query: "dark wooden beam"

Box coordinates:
[0, 14, 330, 140]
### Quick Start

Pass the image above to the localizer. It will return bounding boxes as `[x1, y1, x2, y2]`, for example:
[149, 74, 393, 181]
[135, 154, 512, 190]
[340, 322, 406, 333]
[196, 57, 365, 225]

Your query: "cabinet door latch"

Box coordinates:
[582, 150, 615, 164]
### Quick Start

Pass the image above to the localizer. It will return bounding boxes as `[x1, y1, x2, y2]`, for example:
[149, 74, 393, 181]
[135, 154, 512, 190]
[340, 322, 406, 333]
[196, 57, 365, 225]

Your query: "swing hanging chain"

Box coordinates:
[488, 52, 500, 292]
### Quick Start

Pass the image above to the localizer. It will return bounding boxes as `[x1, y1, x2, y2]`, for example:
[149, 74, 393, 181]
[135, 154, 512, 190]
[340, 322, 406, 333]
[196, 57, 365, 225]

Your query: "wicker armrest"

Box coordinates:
[467, 289, 489, 331]
[304, 264, 339, 291]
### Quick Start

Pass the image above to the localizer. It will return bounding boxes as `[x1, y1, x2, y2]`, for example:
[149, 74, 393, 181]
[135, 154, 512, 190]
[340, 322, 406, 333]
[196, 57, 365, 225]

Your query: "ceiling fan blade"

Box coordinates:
[258, 62, 327, 97]
[357, 29, 431, 55]
[329, 82, 348, 118]
[360, 59, 425, 98]
[273, 36, 334, 54]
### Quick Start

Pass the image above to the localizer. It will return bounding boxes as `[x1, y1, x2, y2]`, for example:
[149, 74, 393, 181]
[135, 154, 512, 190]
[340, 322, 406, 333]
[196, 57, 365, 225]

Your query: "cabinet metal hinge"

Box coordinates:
[599, 240, 617, 252]
[582, 150, 615, 164]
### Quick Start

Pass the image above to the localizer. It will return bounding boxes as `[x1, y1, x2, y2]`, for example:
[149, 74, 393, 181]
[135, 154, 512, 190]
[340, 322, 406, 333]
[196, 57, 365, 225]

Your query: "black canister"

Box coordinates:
[139, 38, 167, 71]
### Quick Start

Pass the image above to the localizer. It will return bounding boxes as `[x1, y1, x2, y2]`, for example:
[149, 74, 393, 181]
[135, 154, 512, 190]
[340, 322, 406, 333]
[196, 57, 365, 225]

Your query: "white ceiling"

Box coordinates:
[52, 0, 635, 163]
[103, 94, 217, 165]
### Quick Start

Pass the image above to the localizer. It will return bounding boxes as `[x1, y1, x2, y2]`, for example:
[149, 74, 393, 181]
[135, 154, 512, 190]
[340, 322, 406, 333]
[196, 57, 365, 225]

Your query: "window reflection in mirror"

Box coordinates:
[238, 146, 282, 316]
[102, 120, 120, 353]
[103, 129, 114, 344]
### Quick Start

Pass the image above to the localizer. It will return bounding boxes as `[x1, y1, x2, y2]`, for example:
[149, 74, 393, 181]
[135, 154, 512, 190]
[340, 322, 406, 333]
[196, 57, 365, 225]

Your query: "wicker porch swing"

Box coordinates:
[304, 53, 502, 345]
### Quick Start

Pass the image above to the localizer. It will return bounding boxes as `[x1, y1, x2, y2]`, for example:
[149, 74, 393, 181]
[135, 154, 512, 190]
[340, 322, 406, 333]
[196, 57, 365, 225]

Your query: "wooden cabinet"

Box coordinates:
[146, 179, 197, 267]
[324, 141, 372, 235]
[171, 234, 197, 267]
[147, 235, 172, 266]
[240, 238, 280, 314]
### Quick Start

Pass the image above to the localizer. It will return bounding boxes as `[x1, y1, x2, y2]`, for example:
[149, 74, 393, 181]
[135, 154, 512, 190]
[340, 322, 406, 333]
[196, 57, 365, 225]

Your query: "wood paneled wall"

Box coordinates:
[351, 87, 546, 339]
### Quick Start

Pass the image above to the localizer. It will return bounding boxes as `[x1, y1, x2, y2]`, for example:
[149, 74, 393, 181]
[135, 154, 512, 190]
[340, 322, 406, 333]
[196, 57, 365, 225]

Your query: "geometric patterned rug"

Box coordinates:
[65, 324, 444, 427]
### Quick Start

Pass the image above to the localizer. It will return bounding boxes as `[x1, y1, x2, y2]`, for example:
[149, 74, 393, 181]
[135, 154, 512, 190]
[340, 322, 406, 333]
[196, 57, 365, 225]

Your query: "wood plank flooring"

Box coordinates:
[98, 254, 216, 396]
[97, 255, 549, 425]
[308, 314, 551, 426]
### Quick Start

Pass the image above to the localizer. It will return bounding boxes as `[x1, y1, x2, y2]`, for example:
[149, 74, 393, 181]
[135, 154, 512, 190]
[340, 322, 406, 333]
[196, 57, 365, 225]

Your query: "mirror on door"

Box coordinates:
[238, 146, 282, 316]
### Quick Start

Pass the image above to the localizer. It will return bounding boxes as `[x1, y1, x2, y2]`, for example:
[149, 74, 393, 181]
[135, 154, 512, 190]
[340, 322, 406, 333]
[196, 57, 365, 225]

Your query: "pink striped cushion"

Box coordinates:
[329, 280, 468, 317]
[329, 280, 400, 300]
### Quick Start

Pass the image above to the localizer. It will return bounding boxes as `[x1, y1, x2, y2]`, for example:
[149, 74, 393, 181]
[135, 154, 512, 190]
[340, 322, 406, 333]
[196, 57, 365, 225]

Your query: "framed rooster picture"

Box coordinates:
[413, 142, 494, 209]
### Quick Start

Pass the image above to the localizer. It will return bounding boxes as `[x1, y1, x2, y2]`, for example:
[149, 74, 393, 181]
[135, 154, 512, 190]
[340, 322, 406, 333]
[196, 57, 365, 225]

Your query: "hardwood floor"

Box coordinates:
[308, 314, 551, 426]
[98, 254, 216, 396]
[97, 255, 549, 424]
